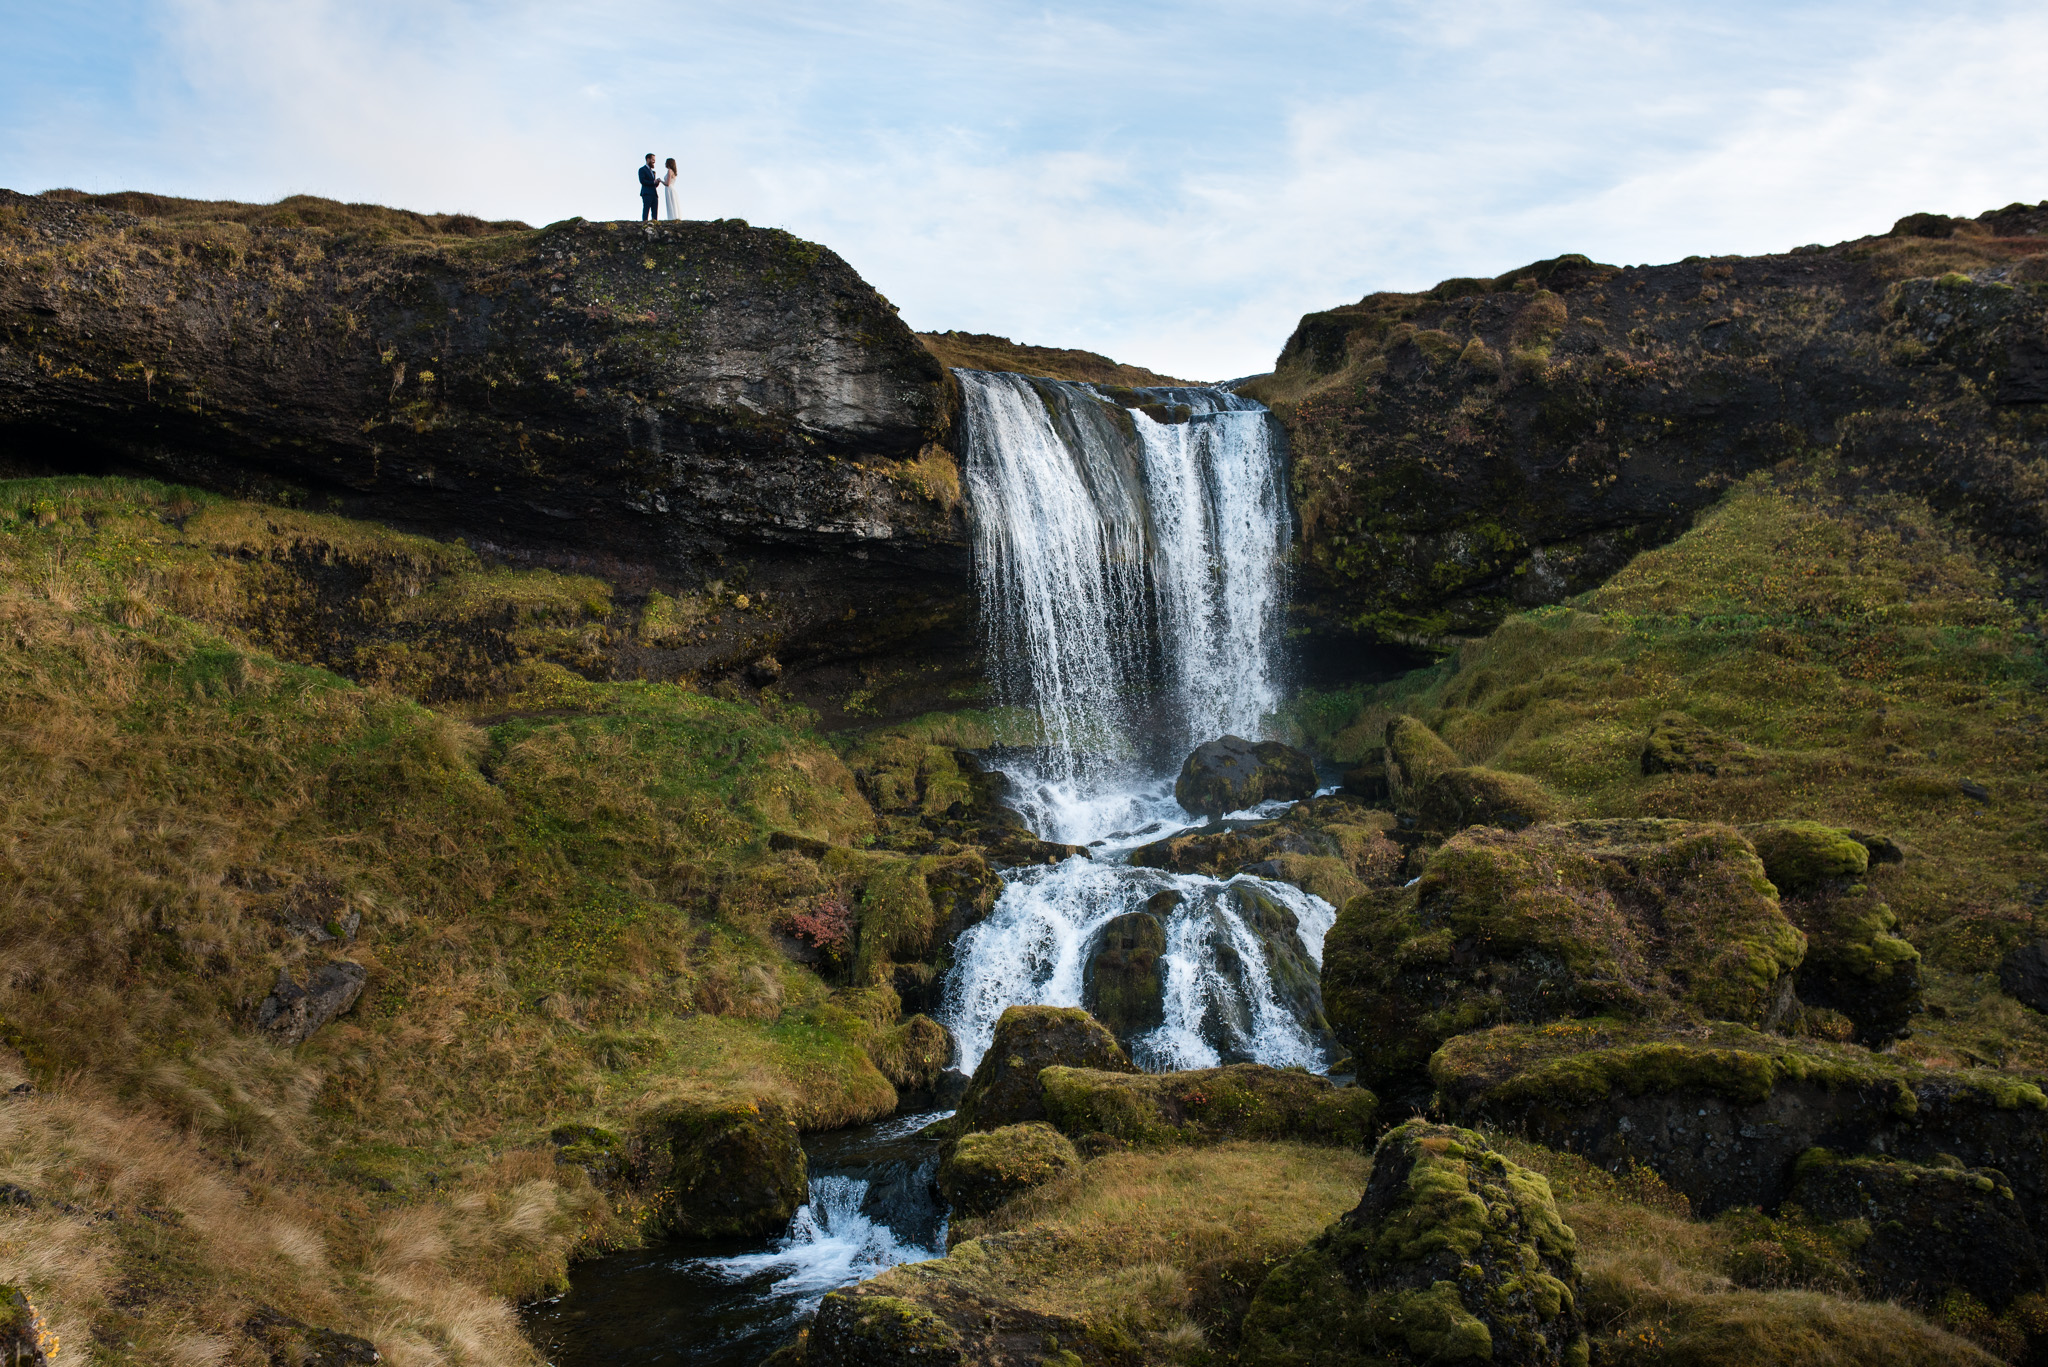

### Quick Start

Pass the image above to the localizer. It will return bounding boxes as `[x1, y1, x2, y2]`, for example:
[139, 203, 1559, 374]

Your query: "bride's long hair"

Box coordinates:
[664, 158, 677, 174]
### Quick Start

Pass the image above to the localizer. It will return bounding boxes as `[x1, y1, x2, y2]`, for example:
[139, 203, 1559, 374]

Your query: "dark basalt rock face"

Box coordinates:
[1253, 209, 2048, 650]
[1081, 910, 1167, 1045]
[1174, 735, 1319, 817]
[0, 190, 974, 718]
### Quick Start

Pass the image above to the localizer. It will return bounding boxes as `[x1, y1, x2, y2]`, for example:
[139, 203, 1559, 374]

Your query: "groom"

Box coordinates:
[638, 153, 659, 222]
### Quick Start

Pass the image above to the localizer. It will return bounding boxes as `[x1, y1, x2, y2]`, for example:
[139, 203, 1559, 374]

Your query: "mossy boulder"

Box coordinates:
[1081, 911, 1166, 1045]
[1743, 820, 1871, 893]
[873, 1014, 952, 1094]
[1174, 735, 1319, 818]
[1431, 1019, 2048, 1223]
[811, 1290, 965, 1367]
[1782, 883, 1922, 1044]
[1384, 717, 1459, 801]
[1787, 1149, 2045, 1311]
[1240, 1120, 1588, 1367]
[549, 1123, 628, 1185]
[1321, 819, 1805, 1089]
[935, 1122, 1080, 1216]
[953, 1006, 1135, 1133]
[1129, 796, 1403, 900]
[633, 1096, 808, 1239]
[1410, 766, 1561, 833]
[1038, 1063, 1378, 1149]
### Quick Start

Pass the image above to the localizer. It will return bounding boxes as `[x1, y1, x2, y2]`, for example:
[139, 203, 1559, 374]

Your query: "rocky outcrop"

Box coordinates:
[935, 1122, 1079, 1217]
[244, 1307, 382, 1366]
[1173, 736, 1319, 818]
[951, 1006, 1135, 1134]
[1129, 795, 1404, 907]
[1431, 1020, 2048, 1226]
[0, 189, 973, 717]
[255, 960, 367, 1045]
[1240, 1120, 1588, 1367]
[1038, 1063, 1377, 1149]
[1251, 205, 2048, 649]
[1322, 819, 1805, 1088]
[1787, 1150, 2045, 1312]
[1081, 909, 1166, 1045]
[632, 1096, 808, 1240]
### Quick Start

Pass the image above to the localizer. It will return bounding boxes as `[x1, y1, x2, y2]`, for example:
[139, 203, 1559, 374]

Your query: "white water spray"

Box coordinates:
[944, 370, 1335, 1076]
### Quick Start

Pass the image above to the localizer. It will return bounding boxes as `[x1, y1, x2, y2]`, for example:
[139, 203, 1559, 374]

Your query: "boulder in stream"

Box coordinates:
[1174, 735, 1318, 818]
[1081, 909, 1167, 1045]
[633, 1096, 808, 1240]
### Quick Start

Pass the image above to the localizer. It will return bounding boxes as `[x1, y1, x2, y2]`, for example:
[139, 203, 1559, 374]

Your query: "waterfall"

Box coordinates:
[958, 372, 1291, 846]
[942, 370, 1335, 1077]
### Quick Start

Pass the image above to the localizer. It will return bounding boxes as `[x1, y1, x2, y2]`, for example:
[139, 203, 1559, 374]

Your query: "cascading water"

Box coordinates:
[944, 370, 1336, 1075]
[958, 372, 1292, 845]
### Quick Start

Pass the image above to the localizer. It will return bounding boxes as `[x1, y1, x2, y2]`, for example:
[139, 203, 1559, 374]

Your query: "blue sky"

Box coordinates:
[3, 1, 2045, 378]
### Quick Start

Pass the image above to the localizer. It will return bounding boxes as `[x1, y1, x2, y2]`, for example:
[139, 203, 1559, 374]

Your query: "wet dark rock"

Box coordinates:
[1433, 1020, 2048, 1227]
[633, 1096, 808, 1240]
[1174, 735, 1318, 818]
[1788, 1149, 2045, 1311]
[1081, 911, 1166, 1045]
[1241, 1120, 1587, 1367]
[1039, 1063, 1377, 1148]
[2000, 938, 2048, 1013]
[931, 1068, 971, 1110]
[255, 960, 367, 1045]
[952, 1006, 1134, 1133]
[935, 1122, 1079, 1217]
[244, 1307, 381, 1365]
[1339, 755, 1390, 802]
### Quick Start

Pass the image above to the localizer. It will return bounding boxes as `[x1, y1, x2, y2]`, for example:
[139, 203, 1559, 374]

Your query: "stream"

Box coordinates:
[529, 371, 1328, 1362]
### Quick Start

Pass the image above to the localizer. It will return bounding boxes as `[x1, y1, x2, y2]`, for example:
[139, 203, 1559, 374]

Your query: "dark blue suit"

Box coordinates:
[639, 163, 659, 221]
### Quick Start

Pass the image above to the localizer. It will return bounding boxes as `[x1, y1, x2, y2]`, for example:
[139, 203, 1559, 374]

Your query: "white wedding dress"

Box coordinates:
[662, 175, 678, 221]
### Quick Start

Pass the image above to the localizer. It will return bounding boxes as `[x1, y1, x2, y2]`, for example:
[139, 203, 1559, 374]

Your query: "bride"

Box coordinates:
[662, 158, 678, 220]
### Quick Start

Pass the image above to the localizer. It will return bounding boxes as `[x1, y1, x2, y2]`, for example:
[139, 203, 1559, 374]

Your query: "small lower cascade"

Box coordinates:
[943, 370, 1335, 1077]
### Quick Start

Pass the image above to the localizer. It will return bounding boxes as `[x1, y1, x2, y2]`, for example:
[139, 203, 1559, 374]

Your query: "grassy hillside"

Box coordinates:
[1286, 467, 2048, 1069]
[0, 476, 984, 1364]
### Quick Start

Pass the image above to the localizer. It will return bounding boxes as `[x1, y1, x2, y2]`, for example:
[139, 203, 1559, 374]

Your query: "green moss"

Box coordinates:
[1039, 1064, 1378, 1150]
[952, 1006, 1134, 1133]
[1385, 715, 1460, 797]
[1411, 765, 1562, 832]
[1743, 821, 1870, 894]
[936, 1122, 1080, 1216]
[1240, 1120, 1587, 1367]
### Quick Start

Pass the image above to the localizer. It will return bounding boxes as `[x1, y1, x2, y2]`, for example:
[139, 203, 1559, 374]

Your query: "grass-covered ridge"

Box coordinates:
[0, 475, 985, 1363]
[1289, 469, 2047, 1057]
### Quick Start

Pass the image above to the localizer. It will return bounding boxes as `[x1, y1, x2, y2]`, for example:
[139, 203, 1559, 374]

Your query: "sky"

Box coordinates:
[3, 2, 2045, 379]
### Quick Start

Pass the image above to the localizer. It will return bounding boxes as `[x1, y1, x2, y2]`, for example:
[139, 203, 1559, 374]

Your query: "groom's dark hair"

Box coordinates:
[645, 152, 655, 160]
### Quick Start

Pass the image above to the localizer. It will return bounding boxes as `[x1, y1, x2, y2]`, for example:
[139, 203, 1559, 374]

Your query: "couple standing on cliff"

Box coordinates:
[638, 154, 678, 221]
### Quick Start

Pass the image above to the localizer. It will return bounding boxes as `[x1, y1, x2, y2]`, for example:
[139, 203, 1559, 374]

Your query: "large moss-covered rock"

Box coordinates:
[1175, 735, 1319, 818]
[1240, 1120, 1588, 1367]
[1743, 821, 1872, 892]
[1431, 1019, 2048, 1223]
[1639, 711, 1745, 776]
[1039, 1063, 1378, 1149]
[935, 1122, 1080, 1217]
[1322, 819, 1805, 1088]
[1130, 796, 1402, 903]
[1082, 910, 1166, 1044]
[811, 1290, 965, 1367]
[1787, 1149, 2045, 1311]
[1384, 717, 1460, 801]
[634, 1096, 808, 1239]
[1782, 883, 1922, 1044]
[953, 1006, 1134, 1133]
[1410, 765, 1561, 833]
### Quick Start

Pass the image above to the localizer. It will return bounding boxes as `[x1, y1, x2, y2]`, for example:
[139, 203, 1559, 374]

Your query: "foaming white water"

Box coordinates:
[695, 1175, 943, 1306]
[941, 858, 1336, 1075]
[958, 372, 1291, 848]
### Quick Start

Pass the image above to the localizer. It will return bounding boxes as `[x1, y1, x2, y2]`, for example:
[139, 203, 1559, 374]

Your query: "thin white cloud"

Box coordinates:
[1, 1, 2041, 378]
